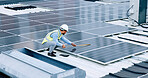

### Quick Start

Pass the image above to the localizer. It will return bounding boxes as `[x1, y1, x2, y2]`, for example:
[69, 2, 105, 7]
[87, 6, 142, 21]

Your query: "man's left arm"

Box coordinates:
[60, 36, 76, 47]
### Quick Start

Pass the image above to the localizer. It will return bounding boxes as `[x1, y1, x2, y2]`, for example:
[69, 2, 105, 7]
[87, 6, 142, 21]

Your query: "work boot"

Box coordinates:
[45, 48, 56, 54]
[46, 48, 50, 51]
[52, 51, 56, 54]
[48, 52, 56, 57]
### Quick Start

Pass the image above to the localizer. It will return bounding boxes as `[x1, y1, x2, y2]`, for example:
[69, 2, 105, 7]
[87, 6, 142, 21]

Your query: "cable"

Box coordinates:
[126, 5, 148, 28]
[126, 5, 134, 17]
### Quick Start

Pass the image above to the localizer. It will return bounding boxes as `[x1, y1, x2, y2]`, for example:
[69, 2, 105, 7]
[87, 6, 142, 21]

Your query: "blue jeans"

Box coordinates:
[42, 41, 58, 53]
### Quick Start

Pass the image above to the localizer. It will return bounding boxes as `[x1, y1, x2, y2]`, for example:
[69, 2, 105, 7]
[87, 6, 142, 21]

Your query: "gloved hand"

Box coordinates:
[71, 43, 76, 47]
[62, 44, 66, 48]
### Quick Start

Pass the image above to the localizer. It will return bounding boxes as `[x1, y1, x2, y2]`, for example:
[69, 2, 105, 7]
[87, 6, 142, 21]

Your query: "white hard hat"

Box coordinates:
[60, 24, 68, 31]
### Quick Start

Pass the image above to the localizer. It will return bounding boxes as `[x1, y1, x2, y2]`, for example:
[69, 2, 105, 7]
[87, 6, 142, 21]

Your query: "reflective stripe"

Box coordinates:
[42, 30, 63, 44]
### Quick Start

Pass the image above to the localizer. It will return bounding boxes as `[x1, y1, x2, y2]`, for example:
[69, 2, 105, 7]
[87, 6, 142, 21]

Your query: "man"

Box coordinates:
[41, 24, 76, 57]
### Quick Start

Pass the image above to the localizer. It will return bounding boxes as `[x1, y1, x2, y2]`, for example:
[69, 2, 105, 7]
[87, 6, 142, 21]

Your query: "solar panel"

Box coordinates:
[105, 0, 129, 3]
[57, 37, 122, 54]
[0, 44, 3, 46]
[126, 65, 148, 73]
[39, 17, 78, 24]
[0, 21, 43, 30]
[14, 11, 52, 18]
[0, 36, 30, 45]
[64, 32, 97, 42]
[20, 29, 54, 40]
[7, 41, 43, 50]
[114, 69, 142, 77]
[24, 1, 87, 9]
[53, 8, 80, 13]
[0, 14, 16, 20]
[9, 2, 129, 24]
[0, 0, 36, 5]
[102, 75, 116, 78]
[84, 25, 133, 36]
[50, 19, 82, 26]
[0, 46, 13, 52]
[55, 3, 128, 18]
[0, 19, 28, 26]
[7, 24, 57, 35]
[103, 60, 148, 78]
[80, 42, 147, 64]
[135, 62, 148, 68]
[69, 22, 114, 31]
[0, 31, 14, 37]
[28, 14, 63, 20]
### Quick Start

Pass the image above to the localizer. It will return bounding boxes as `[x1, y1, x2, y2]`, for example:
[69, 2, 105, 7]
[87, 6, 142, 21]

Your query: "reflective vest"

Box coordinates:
[42, 30, 63, 44]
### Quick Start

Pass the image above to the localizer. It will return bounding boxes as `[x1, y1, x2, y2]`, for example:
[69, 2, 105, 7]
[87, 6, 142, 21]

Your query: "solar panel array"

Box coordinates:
[0, 0, 147, 64]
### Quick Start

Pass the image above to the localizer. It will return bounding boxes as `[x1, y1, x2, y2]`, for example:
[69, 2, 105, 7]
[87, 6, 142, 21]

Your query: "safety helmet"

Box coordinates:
[60, 24, 68, 31]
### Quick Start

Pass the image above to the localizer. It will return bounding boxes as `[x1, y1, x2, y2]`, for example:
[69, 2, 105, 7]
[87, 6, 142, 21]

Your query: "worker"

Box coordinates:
[41, 24, 76, 57]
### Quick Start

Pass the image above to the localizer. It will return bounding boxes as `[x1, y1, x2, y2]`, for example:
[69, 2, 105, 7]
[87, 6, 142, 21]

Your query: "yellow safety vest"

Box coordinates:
[42, 30, 63, 44]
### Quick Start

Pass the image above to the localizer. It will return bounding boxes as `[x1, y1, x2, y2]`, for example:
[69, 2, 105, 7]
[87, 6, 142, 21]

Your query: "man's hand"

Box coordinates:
[71, 43, 76, 47]
[62, 44, 66, 48]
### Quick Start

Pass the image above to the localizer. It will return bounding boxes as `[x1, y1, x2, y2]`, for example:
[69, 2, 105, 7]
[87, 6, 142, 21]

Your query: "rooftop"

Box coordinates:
[0, 0, 148, 78]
